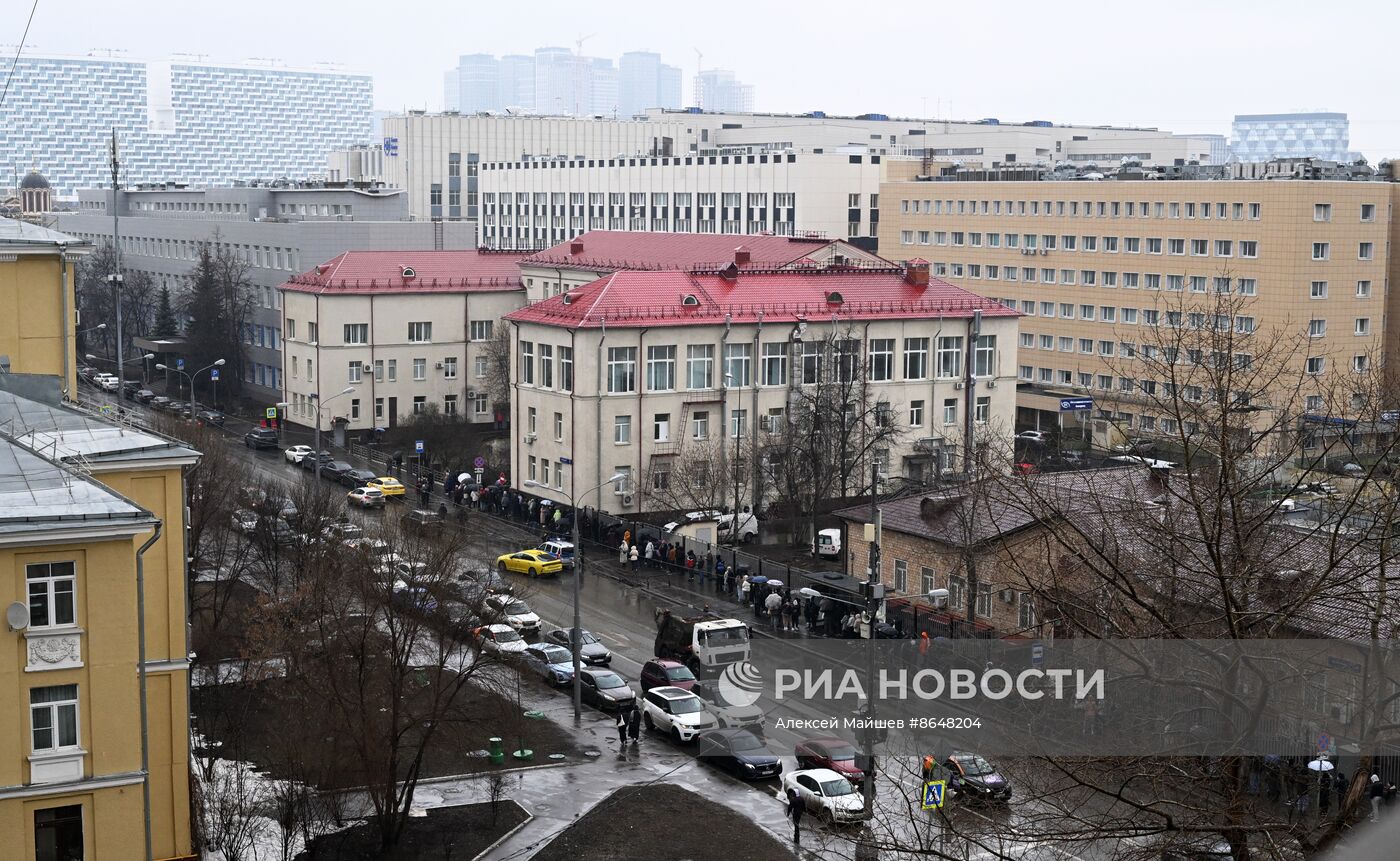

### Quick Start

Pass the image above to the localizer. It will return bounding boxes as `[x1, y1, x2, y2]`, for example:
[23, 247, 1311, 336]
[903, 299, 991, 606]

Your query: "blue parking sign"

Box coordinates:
[210, 369, 219, 381]
[415, 439, 424, 454]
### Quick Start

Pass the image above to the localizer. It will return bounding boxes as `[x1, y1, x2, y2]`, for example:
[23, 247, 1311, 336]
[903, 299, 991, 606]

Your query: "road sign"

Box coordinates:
[176, 358, 185, 370]
[920, 779, 946, 810]
[1031, 641, 1044, 666]
[474, 456, 486, 468]
[415, 439, 425, 454]
[1059, 397, 1093, 412]
[559, 456, 573, 465]
[265, 407, 277, 419]
[210, 369, 219, 381]
[1317, 732, 1333, 753]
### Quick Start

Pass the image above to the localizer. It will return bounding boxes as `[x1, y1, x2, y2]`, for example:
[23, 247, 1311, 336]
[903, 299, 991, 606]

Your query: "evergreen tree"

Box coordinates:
[182, 242, 252, 398]
[153, 284, 178, 337]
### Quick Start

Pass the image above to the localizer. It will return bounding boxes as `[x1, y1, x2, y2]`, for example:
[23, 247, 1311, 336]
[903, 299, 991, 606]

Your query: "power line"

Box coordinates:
[0, 0, 40, 111]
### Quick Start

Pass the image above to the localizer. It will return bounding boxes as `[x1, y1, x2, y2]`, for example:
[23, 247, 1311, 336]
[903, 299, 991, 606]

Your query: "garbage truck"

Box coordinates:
[654, 608, 750, 676]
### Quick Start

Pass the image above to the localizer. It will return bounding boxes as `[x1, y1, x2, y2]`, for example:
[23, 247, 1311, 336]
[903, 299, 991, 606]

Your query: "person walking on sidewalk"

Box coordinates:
[627, 704, 641, 743]
[645, 540, 656, 568]
[739, 574, 751, 603]
[619, 539, 629, 565]
[765, 590, 783, 630]
[616, 708, 629, 746]
[1371, 774, 1385, 822]
[630, 544, 639, 572]
[786, 784, 805, 844]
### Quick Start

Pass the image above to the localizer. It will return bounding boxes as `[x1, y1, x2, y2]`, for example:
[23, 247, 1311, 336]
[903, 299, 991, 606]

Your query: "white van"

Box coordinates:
[816, 528, 842, 559]
[715, 512, 758, 544]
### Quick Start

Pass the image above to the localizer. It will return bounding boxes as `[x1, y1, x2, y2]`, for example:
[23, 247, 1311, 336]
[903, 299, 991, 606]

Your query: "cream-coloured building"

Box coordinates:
[0, 219, 89, 397]
[503, 261, 1019, 514]
[280, 250, 527, 430]
[878, 162, 1400, 440]
[479, 150, 902, 249]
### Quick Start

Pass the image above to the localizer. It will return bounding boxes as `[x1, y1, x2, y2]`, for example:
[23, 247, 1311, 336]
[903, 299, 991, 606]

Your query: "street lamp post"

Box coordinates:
[155, 359, 224, 419]
[310, 387, 356, 481]
[524, 471, 627, 724]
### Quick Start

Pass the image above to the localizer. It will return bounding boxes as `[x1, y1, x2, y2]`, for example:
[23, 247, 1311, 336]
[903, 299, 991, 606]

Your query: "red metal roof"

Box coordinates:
[281, 250, 526, 295]
[504, 267, 1018, 329]
[518, 231, 873, 273]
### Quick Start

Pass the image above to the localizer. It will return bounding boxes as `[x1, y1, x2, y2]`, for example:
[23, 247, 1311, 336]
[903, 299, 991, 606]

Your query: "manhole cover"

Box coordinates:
[466, 749, 489, 758]
[548, 753, 567, 760]
[584, 750, 602, 758]
[524, 709, 545, 719]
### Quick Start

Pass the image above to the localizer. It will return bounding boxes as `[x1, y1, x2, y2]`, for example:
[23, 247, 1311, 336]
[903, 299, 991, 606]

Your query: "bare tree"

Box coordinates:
[480, 324, 512, 418]
[764, 327, 905, 548]
[645, 434, 755, 515]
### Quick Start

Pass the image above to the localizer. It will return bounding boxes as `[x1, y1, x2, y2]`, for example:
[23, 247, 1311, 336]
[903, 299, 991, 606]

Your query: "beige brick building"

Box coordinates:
[878, 164, 1400, 442]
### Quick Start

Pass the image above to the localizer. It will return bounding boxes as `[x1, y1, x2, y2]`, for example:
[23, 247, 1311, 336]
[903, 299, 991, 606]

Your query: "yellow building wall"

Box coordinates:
[0, 254, 77, 395]
[88, 464, 194, 859]
[2, 788, 147, 861]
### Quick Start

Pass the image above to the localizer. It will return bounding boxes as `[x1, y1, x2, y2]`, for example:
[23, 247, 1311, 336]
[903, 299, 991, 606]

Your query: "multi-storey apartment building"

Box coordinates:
[58, 184, 473, 403]
[0, 54, 372, 196]
[279, 250, 526, 431]
[479, 150, 898, 249]
[381, 109, 1221, 222]
[503, 260, 1019, 515]
[879, 162, 1400, 441]
[0, 219, 89, 395]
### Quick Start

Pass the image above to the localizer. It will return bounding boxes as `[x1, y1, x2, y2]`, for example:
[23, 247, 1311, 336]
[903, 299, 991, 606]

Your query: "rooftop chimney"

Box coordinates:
[734, 245, 752, 266]
[905, 258, 930, 288]
[569, 238, 584, 255]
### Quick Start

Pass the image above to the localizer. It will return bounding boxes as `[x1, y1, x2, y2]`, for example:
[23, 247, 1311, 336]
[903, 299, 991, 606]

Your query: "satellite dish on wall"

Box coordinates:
[6, 602, 29, 631]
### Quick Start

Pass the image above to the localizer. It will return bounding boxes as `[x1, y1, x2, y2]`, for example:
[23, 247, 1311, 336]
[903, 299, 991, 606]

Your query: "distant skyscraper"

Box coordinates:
[694, 69, 755, 113]
[533, 47, 578, 115]
[1230, 112, 1352, 162]
[447, 53, 501, 114]
[444, 69, 460, 111]
[498, 55, 536, 112]
[0, 54, 372, 195]
[590, 58, 618, 116]
[658, 64, 682, 110]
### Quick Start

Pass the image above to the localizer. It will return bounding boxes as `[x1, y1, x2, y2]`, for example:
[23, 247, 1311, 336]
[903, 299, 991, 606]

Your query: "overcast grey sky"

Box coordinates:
[15, 0, 1398, 158]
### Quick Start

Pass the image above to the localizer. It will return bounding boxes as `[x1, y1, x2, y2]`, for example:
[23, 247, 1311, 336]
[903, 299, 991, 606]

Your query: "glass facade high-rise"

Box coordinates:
[1230, 112, 1353, 162]
[446, 49, 687, 117]
[693, 69, 756, 113]
[0, 55, 372, 196]
[620, 52, 683, 117]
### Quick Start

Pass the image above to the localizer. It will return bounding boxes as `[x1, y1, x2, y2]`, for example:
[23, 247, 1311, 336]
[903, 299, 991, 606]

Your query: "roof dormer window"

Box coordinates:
[682, 294, 700, 306]
[401, 266, 416, 279]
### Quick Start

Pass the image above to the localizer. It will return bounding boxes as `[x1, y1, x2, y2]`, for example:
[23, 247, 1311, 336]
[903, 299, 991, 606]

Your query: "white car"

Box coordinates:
[284, 445, 314, 464]
[1016, 430, 1048, 443]
[94, 373, 120, 392]
[486, 594, 541, 634]
[695, 681, 766, 730]
[474, 623, 528, 656]
[1110, 455, 1178, 470]
[781, 768, 866, 825]
[640, 685, 718, 743]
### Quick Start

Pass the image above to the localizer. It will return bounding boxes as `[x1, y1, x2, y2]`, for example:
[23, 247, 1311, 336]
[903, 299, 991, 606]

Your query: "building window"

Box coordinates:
[347, 362, 362, 384]
[386, 359, 396, 382]
[413, 358, 427, 381]
[1314, 203, 1332, 222]
[408, 321, 432, 343]
[974, 396, 990, 423]
[34, 805, 84, 861]
[1361, 203, 1376, 222]
[559, 346, 573, 392]
[1019, 593, 1036, 629]
[869, 339, 894, 382]
[646, 345, 677, 391]
[947, 574, 966, 615]
[1313, 242, 1329, 261]
[350, 398, 361, 420]
[903, 338, 929, 380]
[730, 408, 747, 438]
[800, 341, 822, 385]
[974, 335, 996, 377]
[893, 560, 908, 592]
[761, 342, 788, 385]
[724, 343, 753, 387]
[943, 398, 957, 425]
[443, 356, 458, 379]
[686, 345, 714, 389]
[1356, 318, 1371, 336]
[554, 412, 564, 441]
[909, 400, 924, 426]
[1306, 357, 1325, 375]
[936, 336, 962, 379]
[1308, 319, 1327, 338]
[608, 347, 638, 393]
[538, 344, 553, 388]
[614, 415, 631, 444]
[30, 685, 79, 752]
[975, 583, 992, 618]
[27, 562, 75, 628]
[520, 342, 534, 385]
[343, 323, 368, 344]
[1359, 242, 1374, 261]
[412, 396, 426, 414]
[1310, 281, 1328, 299]
[470, 320, 493, 341]
[653, 413, 671, 442]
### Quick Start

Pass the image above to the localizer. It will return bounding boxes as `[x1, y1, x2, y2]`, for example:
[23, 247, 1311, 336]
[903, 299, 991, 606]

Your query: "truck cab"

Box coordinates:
[655, 610, 751, 676]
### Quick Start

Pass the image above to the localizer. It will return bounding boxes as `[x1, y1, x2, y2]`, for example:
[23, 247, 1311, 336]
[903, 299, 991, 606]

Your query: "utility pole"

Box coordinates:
[109, 128, 125, 396]
[862, 460, 882, 819]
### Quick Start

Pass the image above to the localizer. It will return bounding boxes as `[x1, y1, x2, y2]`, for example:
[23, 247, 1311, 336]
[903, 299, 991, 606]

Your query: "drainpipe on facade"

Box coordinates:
[718, 315, 732, 507]
[136, 520, 164, 861]
[59, 243, 72, 399]
[634, 327, 649, 511]
[594, 322, 607, 511]
[749, 315, 763, 514]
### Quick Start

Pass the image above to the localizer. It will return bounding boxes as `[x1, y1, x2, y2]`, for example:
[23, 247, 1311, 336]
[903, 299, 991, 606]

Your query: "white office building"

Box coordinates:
[694, 70, 755, 113]
[1230, 112, 1356, 162]
[620, 52, 683, 117]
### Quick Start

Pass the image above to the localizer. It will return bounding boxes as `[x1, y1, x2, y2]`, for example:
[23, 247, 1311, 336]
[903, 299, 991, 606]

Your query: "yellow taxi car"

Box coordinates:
[496, 548, 564, 577]
[367, 477, 405, 498]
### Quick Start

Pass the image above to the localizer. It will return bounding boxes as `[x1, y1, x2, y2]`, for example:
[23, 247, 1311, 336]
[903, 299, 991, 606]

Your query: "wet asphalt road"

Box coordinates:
[87, 389, 1140, 860]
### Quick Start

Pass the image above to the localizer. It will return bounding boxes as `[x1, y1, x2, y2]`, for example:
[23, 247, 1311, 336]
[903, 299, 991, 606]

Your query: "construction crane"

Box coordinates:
[693, 48, 703, 107]
[575, 33, 597, 57]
